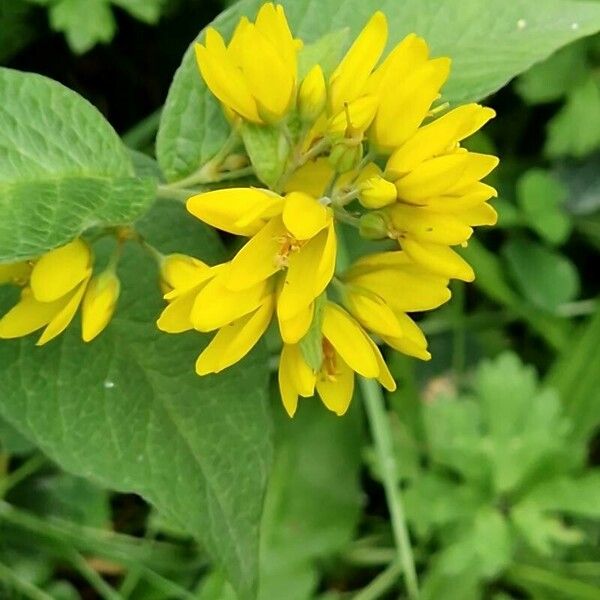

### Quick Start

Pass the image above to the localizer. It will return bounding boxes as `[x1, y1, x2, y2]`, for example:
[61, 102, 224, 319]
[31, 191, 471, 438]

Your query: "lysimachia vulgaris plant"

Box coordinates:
[0, 3, 498, 418]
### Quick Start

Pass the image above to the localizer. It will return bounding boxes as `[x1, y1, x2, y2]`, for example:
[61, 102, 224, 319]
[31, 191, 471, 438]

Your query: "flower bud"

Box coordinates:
[81, 270, 120, 342]
[159, 253, 210, 296]
[359, 212, 390, 240]
[298, 65, 326, 122]
[328, 142, 363, 174]
[221, 153, 250, 171]
[358, 176, 397, 209]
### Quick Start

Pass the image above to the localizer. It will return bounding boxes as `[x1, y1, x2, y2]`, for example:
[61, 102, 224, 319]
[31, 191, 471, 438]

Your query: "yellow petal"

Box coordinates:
[344, 250, 412, 279]
[394, 153, 499, 202]
[382, 313, 430, 361]
[420, 182, 498, 212]
[237, 23, 295, 121]
[0, 262, 31, 286]
[316, 354, 354, 416]
[81, 271, 120, 342]
[187, 188, 283, 236]
[366, 336, 396, 391]
[298, 64, 326, 121]
[157, 287, 199, 334]
[348, 266, 451, 312]
[401, 239, 475, 282]
[226, 216, 286, 291]
[279, 302, 314, 344]
[0, 288, 66, 339]
[371, 58, 451, 151]
[277, 228, 329, 321]
[344, 287, 404, 338]
[192, 268, 269, 331]
[160, 254, 211, 295]
[386, 204, 474, 245]
[322, 303, 379, 378]
[315, 221, 337, 297]
[195, 31, 261, 123]
[366, 33, 429, 96]
[283, 192, 329, 240]
[454, 203, 498, 226]
[358, 175, 397, 209]
[329, 95, 379, 136]
[387, 104, 496, 174]
[329, 11, 388, 112]
[195, 296, 274, 375]
[30, 239, 91, 302]
[37, 277, 90, 345]
[283, 157, 334, 198]
[254, 3, 298, 82]
[278, 345, 300, 417]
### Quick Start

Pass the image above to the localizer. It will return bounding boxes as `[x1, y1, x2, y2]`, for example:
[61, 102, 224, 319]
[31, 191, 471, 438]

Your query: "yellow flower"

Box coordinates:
[340, 251, 454, 360]
[194, 3, 300, 124]
[157, 255, 275, 376]
[81, 270, 121, 342]
[187, 188, 337, 341]
[0, 261, 31, 286]
[0, 239, 92, 345]
[278, 302, 395, 417]
[298, 65, 326, 122]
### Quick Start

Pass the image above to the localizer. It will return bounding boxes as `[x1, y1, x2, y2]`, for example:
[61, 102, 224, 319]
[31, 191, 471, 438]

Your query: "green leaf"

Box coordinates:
[298, 29, 349, 79]
[112, 0, 166, 23]
[502, 238, 580, 312]
[545, 76, 600, 159]
[299, 293, 327, 371]
[240, 123, 289, 189]
[49, 0, 115, 54]
[0, 415, 35, 455]
[515, 40, 590, 104]
[517, 169, 572, 245]
[158, 0, 600, 183]
[547, 303, 600, 442]
[0, 68, 157, 262]
[0, 201, 273, 600]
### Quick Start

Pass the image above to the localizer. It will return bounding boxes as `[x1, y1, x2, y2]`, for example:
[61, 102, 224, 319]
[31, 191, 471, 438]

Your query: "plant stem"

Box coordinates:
[353, 562, 402, 600]
[67, 549, 123, 600]
[0, 560, 53, 600]
[359, 377, 419, 600]
[0, 454, 46, 498]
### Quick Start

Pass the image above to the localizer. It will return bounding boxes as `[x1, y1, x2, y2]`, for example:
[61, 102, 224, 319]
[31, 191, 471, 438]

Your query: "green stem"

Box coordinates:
[156, 185, 199, 202]
[353, 562, 402, 600]
[0, 560, 53, 600]
[506, 564, 600, 600]
[122, 108, 162, 150]
[67, 549, 123, 600]
[0, 454, 46, 498]
[333, 207, 360, 228]
[359, 377, 419, 600]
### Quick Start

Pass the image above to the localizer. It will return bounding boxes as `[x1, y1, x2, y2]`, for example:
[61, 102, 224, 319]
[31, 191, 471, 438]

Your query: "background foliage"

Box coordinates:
[1, 0, 600, 598]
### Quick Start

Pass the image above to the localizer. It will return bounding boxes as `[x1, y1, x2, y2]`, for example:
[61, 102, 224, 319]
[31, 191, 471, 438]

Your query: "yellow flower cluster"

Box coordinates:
[0, 4, 498, 420]
[160, 4, 499, 417]
[0, 239, 120, 345]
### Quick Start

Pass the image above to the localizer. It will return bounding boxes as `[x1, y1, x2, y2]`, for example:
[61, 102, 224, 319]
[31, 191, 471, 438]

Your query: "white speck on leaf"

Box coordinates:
[572, 22, 579, 30]
[104, 380, 115, 389]
[517, 18, 527, 30]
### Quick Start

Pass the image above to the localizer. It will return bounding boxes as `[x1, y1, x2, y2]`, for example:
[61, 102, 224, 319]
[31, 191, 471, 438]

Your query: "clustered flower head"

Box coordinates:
[161, 3, 499, 417]
[0, 3, 499, 420]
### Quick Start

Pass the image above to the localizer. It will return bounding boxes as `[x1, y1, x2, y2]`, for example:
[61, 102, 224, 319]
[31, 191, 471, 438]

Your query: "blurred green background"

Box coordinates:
[2, 0, 600, 599]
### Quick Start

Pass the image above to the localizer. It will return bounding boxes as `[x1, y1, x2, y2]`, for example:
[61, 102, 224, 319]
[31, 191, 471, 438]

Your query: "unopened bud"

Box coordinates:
[81, 270, 120, 342]
[329, 142, 363, 174]
[221, 153, 250, 171]
[359, 212, 389, 240]
[358, 176, 397, 209]
[298, 65, 326, 122]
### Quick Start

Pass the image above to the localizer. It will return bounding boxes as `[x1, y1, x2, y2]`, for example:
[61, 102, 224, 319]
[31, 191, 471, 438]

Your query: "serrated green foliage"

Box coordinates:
[502, 238, 580, 312]
[517, 169, 572, 245]
[545, 76, 600, 159]
[157, 0, 600, 183]
[240, 123, 289, 189]
[0, 68, 157, 261]
[29, 0, 167, 54]
[399, 353, 600, 595]
[0, 201, 273, 600]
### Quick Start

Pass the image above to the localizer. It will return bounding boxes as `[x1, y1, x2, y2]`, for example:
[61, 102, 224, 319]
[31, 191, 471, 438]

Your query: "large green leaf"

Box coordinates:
[0, 68, 156, 262]
[0, 201, 273, 600]
[157, 0, 600, 182]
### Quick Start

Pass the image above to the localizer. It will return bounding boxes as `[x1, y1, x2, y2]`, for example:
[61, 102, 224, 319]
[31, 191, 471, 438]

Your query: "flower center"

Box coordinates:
[274, 233, 303, 269]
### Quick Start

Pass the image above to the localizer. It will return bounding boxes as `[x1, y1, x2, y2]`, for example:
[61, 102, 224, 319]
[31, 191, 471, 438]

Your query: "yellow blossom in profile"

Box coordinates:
[194, 2, 300, 124]
[279, 302, 395, 417]
[0, 239, 122, 345]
